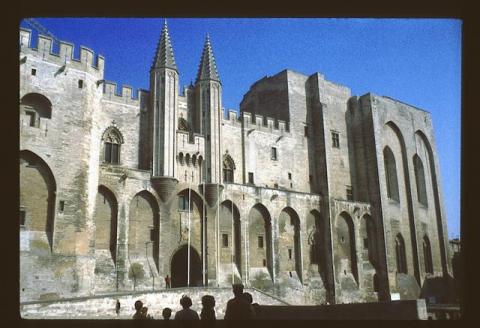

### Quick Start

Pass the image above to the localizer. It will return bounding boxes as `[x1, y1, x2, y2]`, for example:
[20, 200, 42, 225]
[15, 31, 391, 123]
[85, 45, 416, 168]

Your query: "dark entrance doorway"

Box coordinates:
[171, 245, 202, 287]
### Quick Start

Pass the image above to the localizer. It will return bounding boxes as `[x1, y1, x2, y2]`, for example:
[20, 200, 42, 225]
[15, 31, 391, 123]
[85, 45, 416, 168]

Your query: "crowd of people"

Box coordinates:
[130, 284, 259, 321]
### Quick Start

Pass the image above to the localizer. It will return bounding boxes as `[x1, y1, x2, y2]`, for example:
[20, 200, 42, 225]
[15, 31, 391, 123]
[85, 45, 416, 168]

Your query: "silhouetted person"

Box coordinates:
[200, 295, 216, 327]
[115, 299, 121, 316]
[165, 275, 171, 288]
[175, 295, 199, 328]
[224, 284, 255, 320]
[133, 300, 145, 319]
[141, 306, 153, 319]
[242, 292, 257, 318]
[163, 308, 173, 320]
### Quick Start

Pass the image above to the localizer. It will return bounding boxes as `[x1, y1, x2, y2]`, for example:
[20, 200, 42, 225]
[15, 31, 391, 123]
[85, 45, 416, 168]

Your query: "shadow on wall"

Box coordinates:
[420, 276, 455, 304]
[396, 273, 420, 300]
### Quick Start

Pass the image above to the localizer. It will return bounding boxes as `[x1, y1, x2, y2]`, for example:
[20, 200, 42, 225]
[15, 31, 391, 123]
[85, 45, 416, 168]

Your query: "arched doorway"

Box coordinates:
[171, 245, 202, 287]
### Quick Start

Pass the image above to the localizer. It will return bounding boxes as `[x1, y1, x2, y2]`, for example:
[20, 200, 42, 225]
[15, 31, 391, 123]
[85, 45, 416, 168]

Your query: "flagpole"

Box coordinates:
[187, 176, 192, 287]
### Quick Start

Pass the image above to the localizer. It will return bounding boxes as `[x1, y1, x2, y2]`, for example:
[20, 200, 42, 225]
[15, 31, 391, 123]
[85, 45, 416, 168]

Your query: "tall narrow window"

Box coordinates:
[414, 155, 428, 207]
[304, 126, 309, 137]
[346, 186, 353, 201]
[423, 236, 434, 274]
[258, 236, 264, 248]
[102, 127, 123, 165]
[271, 147, 278, 160]
[31, 68, 37, 76]
[178, 195, 191, 211]
[384, 147, 400, 202]
[20, 209, 26, 226]
[59, 201, 65, 212]
[222, 233, 229, 247]
[288, 248, 292, 260]
[395, 234, 407, 274]
[332, 131, 340, 148]
[248, 172, 254, 185]
[78, 80, 84, 89]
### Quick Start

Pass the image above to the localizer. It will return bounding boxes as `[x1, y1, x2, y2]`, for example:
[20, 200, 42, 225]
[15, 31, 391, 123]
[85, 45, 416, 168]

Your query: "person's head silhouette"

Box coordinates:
[134, 300, 143, 312]
[162, 307, 172, 320]
[201, 295, 215, 309]
[180, 295, 193, 309]
[232, 284, 244, 297]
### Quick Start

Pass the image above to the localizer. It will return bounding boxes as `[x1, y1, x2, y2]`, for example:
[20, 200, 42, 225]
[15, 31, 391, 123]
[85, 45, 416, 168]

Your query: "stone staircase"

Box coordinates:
[20, 287, 288, 319]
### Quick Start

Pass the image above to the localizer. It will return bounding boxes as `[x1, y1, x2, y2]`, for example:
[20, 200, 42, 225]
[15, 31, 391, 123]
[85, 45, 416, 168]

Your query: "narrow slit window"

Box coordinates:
[222, 233, 229, 247]
[31, 68, 36, 76]
[271, 147, 277, 160]
[20, 210, 26, 226]
[288, 248, 292, 260]
[78, 80, 84, 88]
[248, 172, 254, 184]
[59, 201, 65, 212]
[258, 236, 264, 248]
[332, 131, 340, 148]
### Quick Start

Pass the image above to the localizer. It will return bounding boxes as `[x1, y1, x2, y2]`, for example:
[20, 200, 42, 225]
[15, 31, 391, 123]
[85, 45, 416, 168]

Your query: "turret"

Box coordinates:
[195, 35, 223, 206]
[149, 20, 179, 201]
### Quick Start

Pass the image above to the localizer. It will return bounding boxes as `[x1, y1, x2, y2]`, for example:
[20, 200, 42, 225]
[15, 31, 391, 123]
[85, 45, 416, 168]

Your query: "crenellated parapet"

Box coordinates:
[241, 111, 291, 135]
[102, 81, 149, 106]
[19, 28, 104, 78]
[221, 109, 242, 127]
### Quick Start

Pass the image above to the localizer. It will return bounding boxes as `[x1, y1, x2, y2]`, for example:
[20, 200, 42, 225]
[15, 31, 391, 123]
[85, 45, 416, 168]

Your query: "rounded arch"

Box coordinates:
[395, 233, 407, 274]
[198, 155, 204, 181]
[178, 152, 184, 165]
[95, 185, 119, 262]
[170, 244, 202, 287]
[335, 212, 358, 281]
[20, 93, 52, 127]
[128, 190, 160, 271]
[220, 200, 242, 275]
[279, 207, 302, 280]
[20, 150, 56, 248]
[383, 146, 399, 201]
[185, 153, 191, 167]
[248, 203, 273, 278]
[192, 154, 197, 167]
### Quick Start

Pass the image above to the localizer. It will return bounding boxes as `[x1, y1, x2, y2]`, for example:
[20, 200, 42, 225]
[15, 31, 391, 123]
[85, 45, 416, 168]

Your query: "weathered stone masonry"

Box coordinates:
[19, 22, 452, 305]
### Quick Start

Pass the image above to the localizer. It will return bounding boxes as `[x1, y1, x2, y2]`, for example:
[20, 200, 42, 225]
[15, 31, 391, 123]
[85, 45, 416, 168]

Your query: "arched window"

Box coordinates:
[414, 155, 428, 207]
[102, 127, 123, 165]
[178, 117, 189, 131]
[178, 152, 184, 165]
[223, 152, 235, 183]
[395, 233, 407, 274]
[423, 235, 433, 274]
[20, 93, 52, 127]
[383, 147, 400, 202]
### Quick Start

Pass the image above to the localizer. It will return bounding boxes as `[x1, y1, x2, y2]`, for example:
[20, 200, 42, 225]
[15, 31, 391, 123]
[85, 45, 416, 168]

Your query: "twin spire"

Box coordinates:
[152, 20, 220, 83]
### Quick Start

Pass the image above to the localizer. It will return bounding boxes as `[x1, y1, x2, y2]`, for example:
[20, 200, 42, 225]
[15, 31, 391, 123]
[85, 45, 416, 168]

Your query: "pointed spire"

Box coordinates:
[196, 34, 220, 83]
[151, 20, 177, 71]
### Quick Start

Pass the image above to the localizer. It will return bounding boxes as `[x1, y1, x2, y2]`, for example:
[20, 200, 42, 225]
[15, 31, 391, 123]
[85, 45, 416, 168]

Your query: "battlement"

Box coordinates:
[222, 109, 242, 128]
[19, 28, 104, 76]
[102, 81, 149, 106]
[241, 111, 290, 134]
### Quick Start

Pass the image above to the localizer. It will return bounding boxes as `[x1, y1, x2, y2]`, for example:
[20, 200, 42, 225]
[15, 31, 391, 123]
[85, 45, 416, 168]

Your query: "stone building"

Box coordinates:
[19, 22, 452, 305]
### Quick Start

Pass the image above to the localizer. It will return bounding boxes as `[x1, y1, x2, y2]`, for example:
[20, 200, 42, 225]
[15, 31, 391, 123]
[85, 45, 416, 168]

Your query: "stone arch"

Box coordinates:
[279, 207, 302, 281]
[170, 244, 202, 287]
[415, 130, 448, 276]
[102, 126, 124, 165]
[185, 153, 191, 167]
[248, 203, 273, 279]
[178, 152, 184, 165]
[95, 185, 119, 263]
[192, 154, 197, 167]
[20, 93, 52, 127]
[335, 212, 358, 282]
[383, 146, 399, 201]
[385, 121, 420, 283]
[413, 154, 428, 207]
[360, 214, 377, 267]
[422, 235, 434, 274]
[198, 155, 204, 181]
[176, 188, 206, 272]
[395, 233, 408, 274]
[20, 150, 56, 249]
[128, 190, 160, 271]
[223, 153, 235, 183]
[306, 210, 329, 277]
[220, 200, 242, 276]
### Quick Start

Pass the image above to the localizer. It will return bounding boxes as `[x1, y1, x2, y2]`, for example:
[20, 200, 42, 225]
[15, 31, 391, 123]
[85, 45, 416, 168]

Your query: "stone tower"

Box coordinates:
[195, 35, 223, 206]
[150, 21, 179, 178]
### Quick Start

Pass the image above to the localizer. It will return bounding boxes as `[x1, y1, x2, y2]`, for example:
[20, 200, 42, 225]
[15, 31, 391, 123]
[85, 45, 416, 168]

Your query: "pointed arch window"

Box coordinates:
[223, 153, 235, 183]
[395, 233, 407, 274]
[423, 235, 433, 274]
[414, 155, 428, 207]
[102, 127, 124, 165]
[384, 147, 400, 202]
[178, 117, 189, 131]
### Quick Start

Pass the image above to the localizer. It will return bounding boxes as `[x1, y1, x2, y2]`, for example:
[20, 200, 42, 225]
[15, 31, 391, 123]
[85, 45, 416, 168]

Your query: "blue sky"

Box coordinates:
[20, 18, 461, 239]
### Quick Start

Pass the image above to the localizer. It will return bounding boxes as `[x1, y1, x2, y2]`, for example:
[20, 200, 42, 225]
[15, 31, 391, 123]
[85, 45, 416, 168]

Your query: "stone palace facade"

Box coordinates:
[19, 22, 452, 305]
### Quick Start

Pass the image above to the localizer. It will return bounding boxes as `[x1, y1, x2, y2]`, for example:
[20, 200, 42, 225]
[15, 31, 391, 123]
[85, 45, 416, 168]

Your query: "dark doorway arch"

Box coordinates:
[171, 245, 202, 287]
